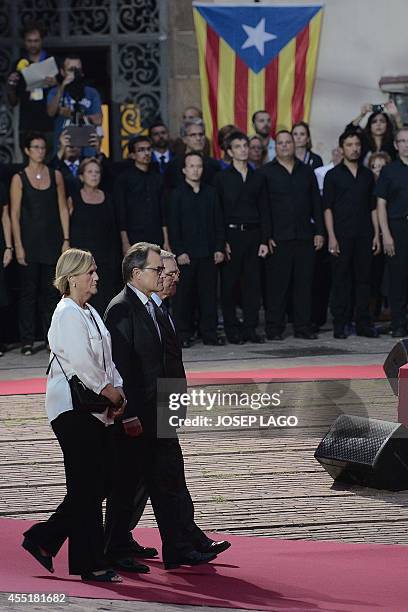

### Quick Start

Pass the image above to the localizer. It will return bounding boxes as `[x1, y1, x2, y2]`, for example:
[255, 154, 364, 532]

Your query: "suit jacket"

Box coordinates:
[105, 286, 186, 436]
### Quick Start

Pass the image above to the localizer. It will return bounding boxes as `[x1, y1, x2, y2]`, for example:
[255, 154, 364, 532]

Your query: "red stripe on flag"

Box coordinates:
[292, 24, 309, 124]
[234, 55, 248, 133]
[265, 57, 279, 137]
[205, 26, 220, 158]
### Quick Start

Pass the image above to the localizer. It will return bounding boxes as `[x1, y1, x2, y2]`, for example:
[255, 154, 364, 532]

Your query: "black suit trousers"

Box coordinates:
[104, 423, 208, 563]
[221, 228, 261, 335]
[265, 239, 315, 334]
[173, 256, 218, 341]
[23, 410, 110, 575]
[330, 235, 373, 330]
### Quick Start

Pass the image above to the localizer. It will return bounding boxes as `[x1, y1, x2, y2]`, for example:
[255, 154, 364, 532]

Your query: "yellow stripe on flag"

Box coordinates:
[193, 8, 213, 146]
[247, 68, 265, 134]
[276, 37, 296, 131]
[304, 9, 323, 121]
[217, 38, 235, 131]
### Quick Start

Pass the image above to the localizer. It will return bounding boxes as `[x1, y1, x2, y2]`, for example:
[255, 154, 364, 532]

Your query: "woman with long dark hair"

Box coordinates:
[348, 101, 402, 164]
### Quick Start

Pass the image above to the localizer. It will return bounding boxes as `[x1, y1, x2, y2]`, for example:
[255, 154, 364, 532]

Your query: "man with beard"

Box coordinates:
[149, 122, 174, 174]
[252, 110, 275, 162]
[47, 54, 102, 157]
[324, 129, 380, 339]
[104, 242, 230, 569]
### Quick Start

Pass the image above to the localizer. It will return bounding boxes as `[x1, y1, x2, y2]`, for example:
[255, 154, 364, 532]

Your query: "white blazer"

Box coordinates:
[45, 297, 123, 425]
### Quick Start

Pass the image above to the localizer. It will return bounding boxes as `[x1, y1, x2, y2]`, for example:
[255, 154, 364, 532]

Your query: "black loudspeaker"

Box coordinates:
[383, 339, 408, 396]
[314, 415, 408, 491]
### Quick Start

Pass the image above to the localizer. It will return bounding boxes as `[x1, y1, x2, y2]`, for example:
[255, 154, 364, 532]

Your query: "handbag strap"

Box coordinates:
[46, 307, 107, 377]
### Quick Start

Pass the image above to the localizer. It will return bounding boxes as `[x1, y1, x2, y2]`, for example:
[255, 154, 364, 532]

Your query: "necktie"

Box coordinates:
[69, 162, 78, 177]
[146, 299, 161, 341]
[160, 302, 176, 334]
[159, 155, 166, 174]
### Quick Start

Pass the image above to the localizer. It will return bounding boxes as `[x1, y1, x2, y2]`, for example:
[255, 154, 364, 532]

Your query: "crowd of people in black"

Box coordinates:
[2, 21, 408, 356]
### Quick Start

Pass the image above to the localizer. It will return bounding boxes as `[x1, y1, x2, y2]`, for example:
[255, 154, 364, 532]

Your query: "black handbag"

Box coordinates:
[47, 310, 115, 414]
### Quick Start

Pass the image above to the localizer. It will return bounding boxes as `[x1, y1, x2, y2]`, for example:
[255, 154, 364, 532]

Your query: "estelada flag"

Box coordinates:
[193, 2, 323, 157]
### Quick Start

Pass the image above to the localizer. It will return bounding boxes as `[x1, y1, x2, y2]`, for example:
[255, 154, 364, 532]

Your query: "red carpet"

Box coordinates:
[1, 518, 407, 611]
[0, 364, 384, 396]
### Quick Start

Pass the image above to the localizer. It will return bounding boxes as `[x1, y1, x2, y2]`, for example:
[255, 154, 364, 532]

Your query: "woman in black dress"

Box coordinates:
[291, 121, 323, 169]
[0, 183, 13, 356]
[10, 131, 70, 355]
[68, 158, 119, 315]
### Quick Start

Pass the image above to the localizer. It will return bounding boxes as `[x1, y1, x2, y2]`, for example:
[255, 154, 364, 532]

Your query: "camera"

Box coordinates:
[372, 104, 385, 113]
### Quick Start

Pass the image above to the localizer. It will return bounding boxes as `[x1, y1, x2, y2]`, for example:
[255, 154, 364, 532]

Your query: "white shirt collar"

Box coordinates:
[153, 150, 170, 162]
[127, 282, 149, 306]
[151, 292, 162, 307]
[64, 159, 80, 167]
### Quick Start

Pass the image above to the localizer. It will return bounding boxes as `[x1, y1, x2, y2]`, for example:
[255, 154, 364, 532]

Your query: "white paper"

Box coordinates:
[22, 57, 58, 91]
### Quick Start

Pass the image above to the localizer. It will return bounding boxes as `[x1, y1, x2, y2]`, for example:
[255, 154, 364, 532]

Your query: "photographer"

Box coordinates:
[6, 22, 56, 153]
[47, 54, 102, 157]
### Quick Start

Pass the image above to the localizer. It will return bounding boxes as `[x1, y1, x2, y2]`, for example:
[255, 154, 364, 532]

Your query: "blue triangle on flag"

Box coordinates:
[194, 3, 322, 74]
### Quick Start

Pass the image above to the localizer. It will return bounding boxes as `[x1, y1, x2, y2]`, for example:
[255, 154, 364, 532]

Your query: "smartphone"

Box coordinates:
[372, 104, 385, 113]
[65, 125, 96, 148]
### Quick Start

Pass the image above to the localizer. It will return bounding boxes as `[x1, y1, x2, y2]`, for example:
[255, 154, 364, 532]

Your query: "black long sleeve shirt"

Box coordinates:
[258, 158, 324, 240]
[374, 159, 408, 218]
[213, 165, 271, 243]
[168, 181, 225, 258]
[114, 165, 164, 246]
[323, 162, 375, 237]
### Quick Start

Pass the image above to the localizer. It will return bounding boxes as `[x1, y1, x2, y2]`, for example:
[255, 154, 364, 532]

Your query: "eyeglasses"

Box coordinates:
[164, 270, 180, 277]
[29, 145, 46, 150]
[143, 266, 165, 275]
[186, 132, 204, 138]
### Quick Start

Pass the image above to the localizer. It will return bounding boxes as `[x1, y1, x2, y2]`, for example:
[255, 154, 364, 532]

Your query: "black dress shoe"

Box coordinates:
[356, 327, 379, 338]
[22, 537, 54, 573]
[164, 550, 217, 570]
[243, 331, 265, 344]
[203, 337, 226, 346]
[200, 540, 231, 555]
[294, 331, 317, 340]
[266, 333, 284, 341]
[181, 339, 191, 348]
[112, 558, 150, 573]
[127, 541, 158, 558]
[392, 328, 407, 338]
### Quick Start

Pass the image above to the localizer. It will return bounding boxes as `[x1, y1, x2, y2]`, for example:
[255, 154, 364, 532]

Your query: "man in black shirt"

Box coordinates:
[168, 152, 225, 347]
[376, 127, 408, 337]
[115, 135, 169, 256]
[324, 130, 380, 339]
[214, 131, 270, 344]
[164, 119, 220, 192]
[259, 130, 324, 340]
[6, 22, 55, 153]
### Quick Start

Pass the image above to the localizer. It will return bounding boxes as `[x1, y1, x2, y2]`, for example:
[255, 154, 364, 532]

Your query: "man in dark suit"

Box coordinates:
[104, 242, 229, 569]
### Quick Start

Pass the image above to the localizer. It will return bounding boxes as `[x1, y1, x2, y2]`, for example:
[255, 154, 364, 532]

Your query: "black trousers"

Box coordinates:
[311, 247, 332, 328]
[221, 228, 261, 336]
[387, 219, 408, 331]
[23, 410, 111, 575]
[105, 423, 208, 564]
[173, 256, 218, 342]
[18, 261, 59, 345]
[330, 235, 373, 331]
[265, 239, 315, 335]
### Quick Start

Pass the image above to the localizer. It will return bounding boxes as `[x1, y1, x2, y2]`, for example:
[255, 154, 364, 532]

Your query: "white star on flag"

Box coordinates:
[241, 17, 276, 56]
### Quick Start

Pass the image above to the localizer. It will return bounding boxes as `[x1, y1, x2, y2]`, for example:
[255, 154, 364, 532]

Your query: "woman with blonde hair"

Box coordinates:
[22, 248, 126, 582]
